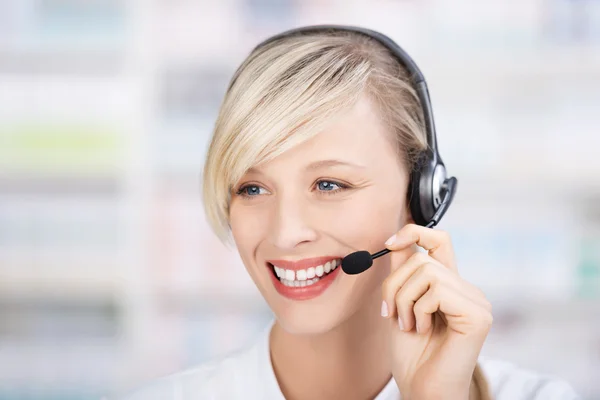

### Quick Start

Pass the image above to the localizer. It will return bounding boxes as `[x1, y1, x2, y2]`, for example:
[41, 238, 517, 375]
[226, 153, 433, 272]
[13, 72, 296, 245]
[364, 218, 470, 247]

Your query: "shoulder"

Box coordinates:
[479, 357, 581, 400]
[106, 345, 263, 400]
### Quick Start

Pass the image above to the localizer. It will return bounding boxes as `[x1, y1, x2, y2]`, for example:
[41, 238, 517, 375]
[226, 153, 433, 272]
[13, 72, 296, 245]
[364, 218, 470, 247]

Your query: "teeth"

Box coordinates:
[280, 277, 321, 287]
[285, 269, 295, 281]
[273, 259, 341, 286]
[296, 269, 307, 280]
[315, 265, 324, 277]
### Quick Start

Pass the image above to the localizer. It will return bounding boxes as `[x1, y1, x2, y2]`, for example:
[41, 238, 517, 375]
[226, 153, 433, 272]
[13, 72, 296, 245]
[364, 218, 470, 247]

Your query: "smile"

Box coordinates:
[266, 256, 343, 301]
[272, 259, 341, 287]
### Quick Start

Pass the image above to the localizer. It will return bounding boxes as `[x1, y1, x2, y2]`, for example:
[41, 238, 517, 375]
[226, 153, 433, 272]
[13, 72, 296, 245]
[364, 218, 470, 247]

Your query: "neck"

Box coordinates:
[269, 290, 392, 400]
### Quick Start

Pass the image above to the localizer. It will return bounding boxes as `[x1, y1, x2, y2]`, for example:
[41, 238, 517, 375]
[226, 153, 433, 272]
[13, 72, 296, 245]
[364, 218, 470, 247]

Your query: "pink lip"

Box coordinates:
[266, 256, 341, 271]
[266, 257, 343, 301]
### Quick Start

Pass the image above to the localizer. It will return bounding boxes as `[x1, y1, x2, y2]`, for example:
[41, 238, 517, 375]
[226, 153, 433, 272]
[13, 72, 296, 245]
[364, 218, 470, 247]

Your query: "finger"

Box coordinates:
[387, 259, 492, 332]
[382, 252, 446, 319]
[401, 260, 492, 312]
[412, 286, 439, 334]
[394, 262, 455, 331]
[385, 224, 457, 271]
[414, 283, 493, 336]
[382, 251, 490, 321]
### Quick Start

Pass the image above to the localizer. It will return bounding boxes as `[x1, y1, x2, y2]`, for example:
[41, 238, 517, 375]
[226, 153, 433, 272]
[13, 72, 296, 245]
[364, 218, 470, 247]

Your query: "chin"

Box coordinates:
[271, 300, 354, 336]
[263, 280, 366, 337]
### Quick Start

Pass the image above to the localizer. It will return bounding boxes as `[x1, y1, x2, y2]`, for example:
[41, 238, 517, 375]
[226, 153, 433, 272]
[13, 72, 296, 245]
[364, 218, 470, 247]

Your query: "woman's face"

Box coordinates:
[229, 96, 412, 334]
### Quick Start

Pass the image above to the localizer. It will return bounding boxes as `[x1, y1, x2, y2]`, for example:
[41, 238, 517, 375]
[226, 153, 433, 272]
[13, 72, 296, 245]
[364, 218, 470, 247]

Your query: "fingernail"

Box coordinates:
[398, 317, 404, 331]
[416, 324, 420, 334]
[385, 234, 396, 246]
[381, 301, 389, 317]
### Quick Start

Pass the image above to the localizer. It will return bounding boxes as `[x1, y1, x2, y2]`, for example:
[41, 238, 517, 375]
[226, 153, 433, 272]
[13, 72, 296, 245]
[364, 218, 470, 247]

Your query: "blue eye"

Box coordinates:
[317, 180, 342, 191]
[237, 185, 265, 197]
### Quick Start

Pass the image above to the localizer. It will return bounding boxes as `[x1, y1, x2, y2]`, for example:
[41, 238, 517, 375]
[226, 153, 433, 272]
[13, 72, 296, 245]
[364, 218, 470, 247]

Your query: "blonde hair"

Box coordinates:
[202, 29, 491, 399]
[203, 30, 427, 242]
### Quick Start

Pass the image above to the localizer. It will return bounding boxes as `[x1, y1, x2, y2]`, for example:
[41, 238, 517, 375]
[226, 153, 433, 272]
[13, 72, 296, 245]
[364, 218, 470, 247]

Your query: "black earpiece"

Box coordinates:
[409, 150, 450, 227]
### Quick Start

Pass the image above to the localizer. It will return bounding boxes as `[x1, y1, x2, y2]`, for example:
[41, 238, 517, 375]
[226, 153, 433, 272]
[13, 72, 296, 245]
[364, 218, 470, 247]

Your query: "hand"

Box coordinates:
[381, 224, 493, 400]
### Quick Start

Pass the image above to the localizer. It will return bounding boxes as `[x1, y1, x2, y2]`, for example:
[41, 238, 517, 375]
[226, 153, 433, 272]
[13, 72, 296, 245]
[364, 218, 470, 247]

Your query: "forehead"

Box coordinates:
[255, 96, 400, 173]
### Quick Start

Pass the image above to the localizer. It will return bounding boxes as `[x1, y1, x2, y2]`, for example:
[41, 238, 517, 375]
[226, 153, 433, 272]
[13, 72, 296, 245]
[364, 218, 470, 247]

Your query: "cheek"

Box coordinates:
[229, 204, 267, 254]
[327, 190, 406, 251]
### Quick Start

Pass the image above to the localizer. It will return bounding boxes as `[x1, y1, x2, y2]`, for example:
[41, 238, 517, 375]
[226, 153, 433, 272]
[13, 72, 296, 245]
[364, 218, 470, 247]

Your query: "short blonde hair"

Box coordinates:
[202, 29, 428, 244]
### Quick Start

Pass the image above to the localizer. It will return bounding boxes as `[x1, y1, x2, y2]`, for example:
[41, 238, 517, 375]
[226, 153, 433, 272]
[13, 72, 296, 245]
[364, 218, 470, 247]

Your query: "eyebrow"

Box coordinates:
[245, 159, 366, 176]
[305, 159, 366, 171]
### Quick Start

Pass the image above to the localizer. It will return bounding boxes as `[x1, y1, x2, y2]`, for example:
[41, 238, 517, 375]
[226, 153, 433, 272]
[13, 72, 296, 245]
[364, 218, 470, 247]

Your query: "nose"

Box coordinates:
[268, 191, 318, 250]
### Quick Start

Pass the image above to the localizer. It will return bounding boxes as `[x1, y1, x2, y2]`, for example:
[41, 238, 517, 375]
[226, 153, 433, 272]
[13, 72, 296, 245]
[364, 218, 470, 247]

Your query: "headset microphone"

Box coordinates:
[341, 178, 457, 275]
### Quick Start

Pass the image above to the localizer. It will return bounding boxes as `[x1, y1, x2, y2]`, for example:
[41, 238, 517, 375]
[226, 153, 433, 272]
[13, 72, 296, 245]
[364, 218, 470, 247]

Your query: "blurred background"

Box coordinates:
[0, 0, 599, 399]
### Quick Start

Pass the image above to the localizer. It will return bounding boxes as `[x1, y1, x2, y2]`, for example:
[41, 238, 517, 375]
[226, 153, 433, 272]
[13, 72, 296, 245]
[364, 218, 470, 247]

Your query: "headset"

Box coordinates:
[241, 25, 458, 229]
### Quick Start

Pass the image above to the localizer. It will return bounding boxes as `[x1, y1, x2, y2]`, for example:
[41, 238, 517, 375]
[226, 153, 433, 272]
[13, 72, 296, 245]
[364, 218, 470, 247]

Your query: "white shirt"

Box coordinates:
[109, 322, 580, 400]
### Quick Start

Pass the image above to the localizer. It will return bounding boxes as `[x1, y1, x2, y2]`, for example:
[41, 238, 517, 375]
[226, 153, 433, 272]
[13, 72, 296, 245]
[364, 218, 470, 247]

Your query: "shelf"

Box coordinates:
[0, 174, 122, 196]
[0, 298, 119, 339]
[0, 270, 121, 303]
[0, 75, 135, 118]
[154, 289, 269, 313]
[0, 49, 124, 76]
[418, 46, 600, 81]
[0, 339, 121, 390]
[0, 124, 125, 174]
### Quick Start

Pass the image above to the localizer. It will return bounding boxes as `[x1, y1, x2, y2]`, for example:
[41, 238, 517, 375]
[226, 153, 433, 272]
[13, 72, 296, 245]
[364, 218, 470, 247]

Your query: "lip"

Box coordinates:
[268, 264, 341, 301]
[267, 256, 341, 271]
[266, 256, 343, 301]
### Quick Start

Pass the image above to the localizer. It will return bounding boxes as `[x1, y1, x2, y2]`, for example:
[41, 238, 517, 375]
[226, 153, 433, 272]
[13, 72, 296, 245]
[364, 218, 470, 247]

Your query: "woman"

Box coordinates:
[116, 26, 579, 399]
